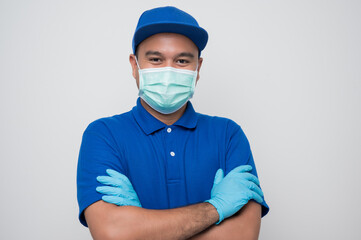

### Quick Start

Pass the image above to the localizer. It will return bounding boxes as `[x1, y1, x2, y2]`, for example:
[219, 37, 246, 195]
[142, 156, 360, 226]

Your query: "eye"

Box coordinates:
[176, 59, 190, 64]
[149, 57, 162, 63]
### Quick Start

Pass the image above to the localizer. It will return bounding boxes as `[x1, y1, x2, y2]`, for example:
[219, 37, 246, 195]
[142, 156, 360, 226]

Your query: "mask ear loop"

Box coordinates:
[135, 57, 141, 70]
[194, 58, 200, 72]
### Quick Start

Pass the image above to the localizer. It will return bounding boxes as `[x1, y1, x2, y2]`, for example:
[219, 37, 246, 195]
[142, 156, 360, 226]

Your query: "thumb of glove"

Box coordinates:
[213, 169, 224, 186]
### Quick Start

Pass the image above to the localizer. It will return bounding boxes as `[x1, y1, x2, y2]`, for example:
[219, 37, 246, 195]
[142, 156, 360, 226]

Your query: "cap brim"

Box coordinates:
[132, 23, 208, 53]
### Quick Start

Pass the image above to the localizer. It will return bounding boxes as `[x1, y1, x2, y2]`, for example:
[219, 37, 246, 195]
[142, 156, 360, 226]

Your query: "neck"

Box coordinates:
[140, 99, 187, 126]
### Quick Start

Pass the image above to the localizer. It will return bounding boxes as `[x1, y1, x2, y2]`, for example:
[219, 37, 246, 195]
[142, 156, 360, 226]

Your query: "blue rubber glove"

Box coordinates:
[96, 169, 142, 207]
[205, 165, 264, 224]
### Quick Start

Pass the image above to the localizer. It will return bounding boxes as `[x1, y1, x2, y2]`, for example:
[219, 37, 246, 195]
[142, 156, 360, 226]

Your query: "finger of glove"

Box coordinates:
[213, 169, 224, 185]
[96, 186, 131, 197]
[227, 165, 252, 177]
[106, 169, 133, 187]
[239, 172, 260, 186]
[106, 169, 130, 183]
[107, 169, 134, 189]
[244, 181, 264, 197]
[248, 191, 264, 204]
[102, 195, 141, 207]
[96, 176, 131, 189]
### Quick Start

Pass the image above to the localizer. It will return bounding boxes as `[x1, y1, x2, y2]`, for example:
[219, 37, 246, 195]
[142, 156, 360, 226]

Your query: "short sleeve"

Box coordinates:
[76, 120, 126, 227]
[225, 120, 270, 217]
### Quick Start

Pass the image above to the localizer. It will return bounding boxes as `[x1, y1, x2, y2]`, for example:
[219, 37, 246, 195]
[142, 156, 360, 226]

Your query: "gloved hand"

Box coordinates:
[96, 169, 142, 207]
[205, 165, 264, 224]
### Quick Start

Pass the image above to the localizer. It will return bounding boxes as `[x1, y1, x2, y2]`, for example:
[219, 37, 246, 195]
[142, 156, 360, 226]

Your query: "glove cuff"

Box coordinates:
[205, 199, 224, 224]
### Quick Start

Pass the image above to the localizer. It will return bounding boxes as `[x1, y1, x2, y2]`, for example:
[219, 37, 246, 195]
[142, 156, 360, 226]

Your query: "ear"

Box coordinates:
[196, 57, 203, 83]
[129, 54, 140, 88]
[129, 54, 138, 80]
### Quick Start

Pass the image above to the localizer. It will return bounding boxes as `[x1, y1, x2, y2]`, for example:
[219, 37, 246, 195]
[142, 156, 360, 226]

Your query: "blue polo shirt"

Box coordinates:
[77, 98, 269, 227]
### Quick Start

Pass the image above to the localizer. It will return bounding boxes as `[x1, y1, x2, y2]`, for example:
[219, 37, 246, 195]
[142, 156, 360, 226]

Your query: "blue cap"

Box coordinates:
[132, 6, 208, 54]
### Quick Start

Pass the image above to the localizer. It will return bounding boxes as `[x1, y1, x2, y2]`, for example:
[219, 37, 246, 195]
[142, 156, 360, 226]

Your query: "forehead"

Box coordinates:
[136, 33, 199, 56]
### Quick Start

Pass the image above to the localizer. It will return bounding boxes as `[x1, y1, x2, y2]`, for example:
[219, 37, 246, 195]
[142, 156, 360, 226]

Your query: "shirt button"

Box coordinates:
[167, 128, 172, 133]
[170, 151, 175, 157]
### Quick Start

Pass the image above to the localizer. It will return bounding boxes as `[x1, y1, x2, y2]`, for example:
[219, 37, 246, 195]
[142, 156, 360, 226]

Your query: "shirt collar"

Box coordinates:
[173, 100, 198, 129]
[132, 98, 198, 135]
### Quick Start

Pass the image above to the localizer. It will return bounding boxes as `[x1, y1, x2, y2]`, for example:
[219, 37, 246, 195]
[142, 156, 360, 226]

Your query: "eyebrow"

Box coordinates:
[145, 51, 163, 57]
[175, 52, 195, 59]
[144, 51, 195, 59]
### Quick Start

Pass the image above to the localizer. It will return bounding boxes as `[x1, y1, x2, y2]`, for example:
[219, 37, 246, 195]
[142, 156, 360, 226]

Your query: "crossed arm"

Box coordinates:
[85, 200, 261, 240]
[84, 166, 263, 240]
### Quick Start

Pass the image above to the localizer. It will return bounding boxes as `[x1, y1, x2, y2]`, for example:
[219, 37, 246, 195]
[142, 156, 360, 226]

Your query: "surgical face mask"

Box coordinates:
[136, 58, 198, 114]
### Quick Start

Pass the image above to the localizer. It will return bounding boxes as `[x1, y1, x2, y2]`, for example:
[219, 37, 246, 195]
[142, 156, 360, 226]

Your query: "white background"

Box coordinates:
[1, 0, 360, 239]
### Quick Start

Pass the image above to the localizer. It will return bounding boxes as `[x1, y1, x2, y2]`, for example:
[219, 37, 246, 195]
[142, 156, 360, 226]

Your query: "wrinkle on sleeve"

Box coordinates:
[77, 120, 126, 227]
[224, 120, 269, 217]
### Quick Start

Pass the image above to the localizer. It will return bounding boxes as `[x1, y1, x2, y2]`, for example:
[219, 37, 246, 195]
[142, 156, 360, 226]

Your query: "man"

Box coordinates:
[77, 6, 269, 239]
